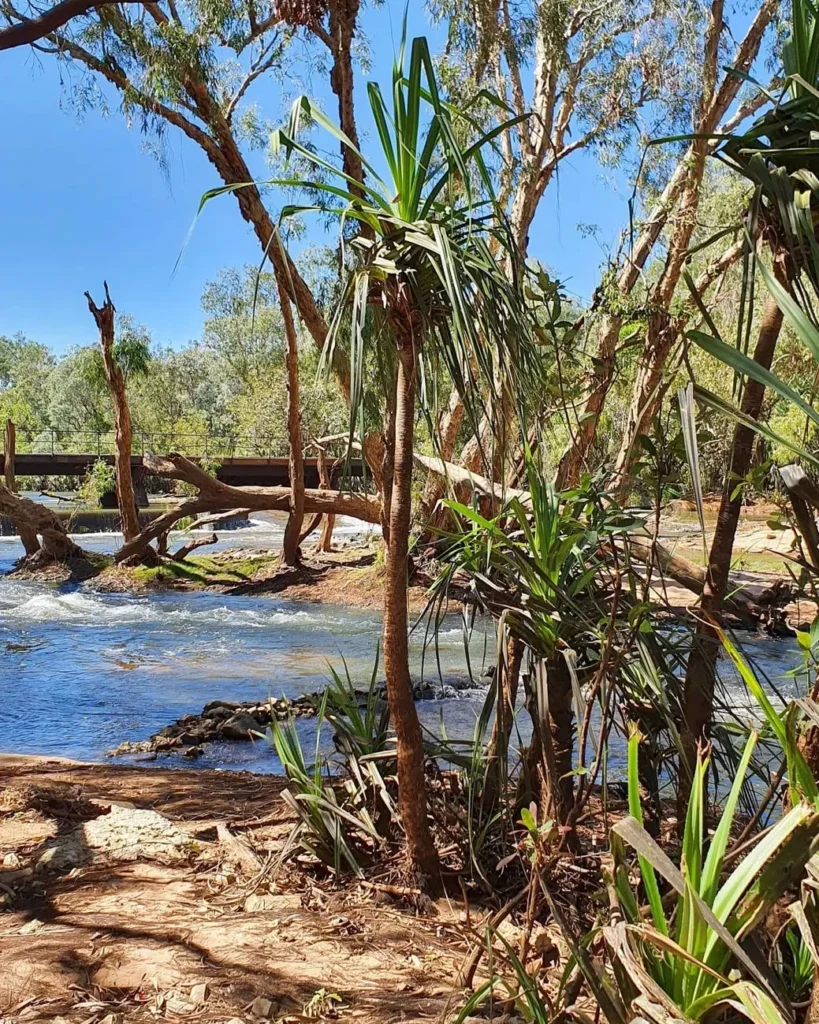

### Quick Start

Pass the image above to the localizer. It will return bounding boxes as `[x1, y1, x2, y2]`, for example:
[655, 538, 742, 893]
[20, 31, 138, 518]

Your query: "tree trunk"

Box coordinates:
[554, 316, 620, 489]
[611, 310, 678, 496]
[85, 284, 140, 543]
[276, 272, 305, 567]
[4, 419, 39, 556]
[115, 453, 382, 564]
[552, 0, 775, 488]
[485, 635, 524, 804]
[546, 655, 575, 822]
[382, 342, 441, 889]
[678, 261, 786, 815]
[0, 482, 84, 561]
[522, 655, 574, 823]
[317, 447, 335, 552]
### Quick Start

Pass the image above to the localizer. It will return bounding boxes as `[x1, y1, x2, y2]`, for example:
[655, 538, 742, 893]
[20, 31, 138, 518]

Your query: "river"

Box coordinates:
[0, 509, 809, 775]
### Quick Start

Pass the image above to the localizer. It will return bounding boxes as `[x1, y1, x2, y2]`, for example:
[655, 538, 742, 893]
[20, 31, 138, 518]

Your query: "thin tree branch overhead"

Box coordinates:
[0, 0, 141, 50]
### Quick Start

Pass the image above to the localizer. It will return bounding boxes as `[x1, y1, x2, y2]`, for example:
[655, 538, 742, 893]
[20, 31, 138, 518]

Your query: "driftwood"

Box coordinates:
[0, 482, 85, 562]
[114, 454, 382, 564]
[170, 532, 218, 561]
[86, 284, 140, 543]
[413, 452, 528, 504]
[625, 535, 790, 626]
[192, 508, 252, 529]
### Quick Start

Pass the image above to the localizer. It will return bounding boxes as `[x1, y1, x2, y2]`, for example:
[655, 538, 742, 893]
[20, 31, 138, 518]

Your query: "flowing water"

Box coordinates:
[0, 507, 810, 775]
[0, 513, 495, 772]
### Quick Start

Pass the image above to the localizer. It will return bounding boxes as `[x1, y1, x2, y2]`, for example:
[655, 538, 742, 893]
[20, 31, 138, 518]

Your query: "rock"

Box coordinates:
[37, 835, 89, 873]
[244, 894, 279, 913]
[183, 745, 204, 759]
[82, 805, 191, 864]
[165, 994, 195, 1014]
[176, 731, 201, 745]
[3, 852, 21, 869]
[19, 918, 43, 934]
[190, 982, 210, 1004]
[251, 995, 275, 1018]
[220, 712, 261, 740]
[203, 699, 240, 716]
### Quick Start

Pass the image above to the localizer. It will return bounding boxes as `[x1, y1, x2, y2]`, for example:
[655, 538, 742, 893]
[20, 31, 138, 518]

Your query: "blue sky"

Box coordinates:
[0, 3, 632, 355]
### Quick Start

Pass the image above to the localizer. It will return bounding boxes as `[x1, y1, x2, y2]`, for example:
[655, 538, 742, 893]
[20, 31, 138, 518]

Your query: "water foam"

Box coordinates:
[0, 585, 348, 630]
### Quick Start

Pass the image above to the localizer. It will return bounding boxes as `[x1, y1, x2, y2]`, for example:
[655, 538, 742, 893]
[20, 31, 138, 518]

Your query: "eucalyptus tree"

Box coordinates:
[233, 35, 539, 885]
[0, 0, 366, 395]
[553, 0, 779, 489]
[431, 0, 704, 254]
[677, 0, 819, 798]
[424, 0, 773, 507]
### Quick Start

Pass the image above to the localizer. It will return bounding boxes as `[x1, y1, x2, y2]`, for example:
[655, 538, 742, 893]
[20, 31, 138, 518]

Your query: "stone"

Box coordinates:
[203, 699, 240, 716]
[220, 712, 261, 740]
[244, 894, 279, 913]
[190, 982, 210, 1004]
[165, 994, 195, 1014]
[251, 995, 275, 1018]
[2, 852, 21, 869]
[37, 836, 89, 872]
[183, 745, 204, 759]
[82, 805, 190, 864]
[19, 918, 43, 934]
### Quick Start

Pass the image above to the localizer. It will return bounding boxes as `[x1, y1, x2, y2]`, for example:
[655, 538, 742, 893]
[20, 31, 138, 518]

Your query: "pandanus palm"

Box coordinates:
[235, 34, 537, 883]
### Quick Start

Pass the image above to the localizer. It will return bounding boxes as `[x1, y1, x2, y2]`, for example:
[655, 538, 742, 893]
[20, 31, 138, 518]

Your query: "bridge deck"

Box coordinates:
[1, 454, 364, 489]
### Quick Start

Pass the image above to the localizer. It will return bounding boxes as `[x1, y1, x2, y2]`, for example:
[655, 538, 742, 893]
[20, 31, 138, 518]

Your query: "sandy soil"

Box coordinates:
[0, 756, 471, 1024]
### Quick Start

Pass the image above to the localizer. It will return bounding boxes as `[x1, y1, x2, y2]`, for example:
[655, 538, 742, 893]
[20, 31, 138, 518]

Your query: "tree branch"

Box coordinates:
[0, 0, 141, 50]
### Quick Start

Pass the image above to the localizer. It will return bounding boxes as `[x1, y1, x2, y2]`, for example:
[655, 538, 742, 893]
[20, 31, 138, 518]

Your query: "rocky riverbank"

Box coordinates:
[108, 696, 317, 759]
[108, 670, 490, 761]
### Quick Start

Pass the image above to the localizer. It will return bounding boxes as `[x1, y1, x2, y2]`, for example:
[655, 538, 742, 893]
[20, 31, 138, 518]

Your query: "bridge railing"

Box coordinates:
[8, 428, 350, 461]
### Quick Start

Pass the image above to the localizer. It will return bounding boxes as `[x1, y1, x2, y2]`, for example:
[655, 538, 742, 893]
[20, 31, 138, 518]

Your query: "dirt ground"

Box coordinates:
[0, 756, 473, 1024]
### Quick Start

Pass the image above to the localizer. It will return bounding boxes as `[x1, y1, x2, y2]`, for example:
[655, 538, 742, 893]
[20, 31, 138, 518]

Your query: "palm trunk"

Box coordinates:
[277, 273, 305, 567]
[521, 655, 574, 823]
[678, 264, 786, 814]
[383, 341, 440, 889]
[85, 285, 139, 543]
[485, 635, 524, 804]
[546, 655, 575, 821]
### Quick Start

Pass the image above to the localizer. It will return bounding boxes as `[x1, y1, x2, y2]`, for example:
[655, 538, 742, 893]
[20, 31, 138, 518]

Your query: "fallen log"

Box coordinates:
[114, 454, 382, 564]
[192, 508, 252, 529]
[0, 482, 85, 562]
[624, 535, 791, 628]
[412, 452, 528, 504]
[170, 532, 218, 561]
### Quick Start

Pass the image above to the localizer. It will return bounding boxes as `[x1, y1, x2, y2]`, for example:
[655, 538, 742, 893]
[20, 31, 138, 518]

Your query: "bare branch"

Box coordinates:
[0, 0, 141, 50]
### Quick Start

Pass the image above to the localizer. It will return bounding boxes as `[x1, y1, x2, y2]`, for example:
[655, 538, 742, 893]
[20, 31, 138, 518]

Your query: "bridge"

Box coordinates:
[1, 428, 364, 491]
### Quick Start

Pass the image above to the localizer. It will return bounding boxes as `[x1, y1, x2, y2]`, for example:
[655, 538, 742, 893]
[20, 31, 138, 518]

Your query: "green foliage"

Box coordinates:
[433, 461, 641, 658]
[268, 653, 395, 877]
[607, 727, 819, 1021]
[77, 459, 116, 506]
[0, 335, 54, 434]
[216, 30, 539, 456]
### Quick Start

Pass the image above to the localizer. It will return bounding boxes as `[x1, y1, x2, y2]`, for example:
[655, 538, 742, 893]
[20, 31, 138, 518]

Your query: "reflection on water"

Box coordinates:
[0, 522, 811, 776]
